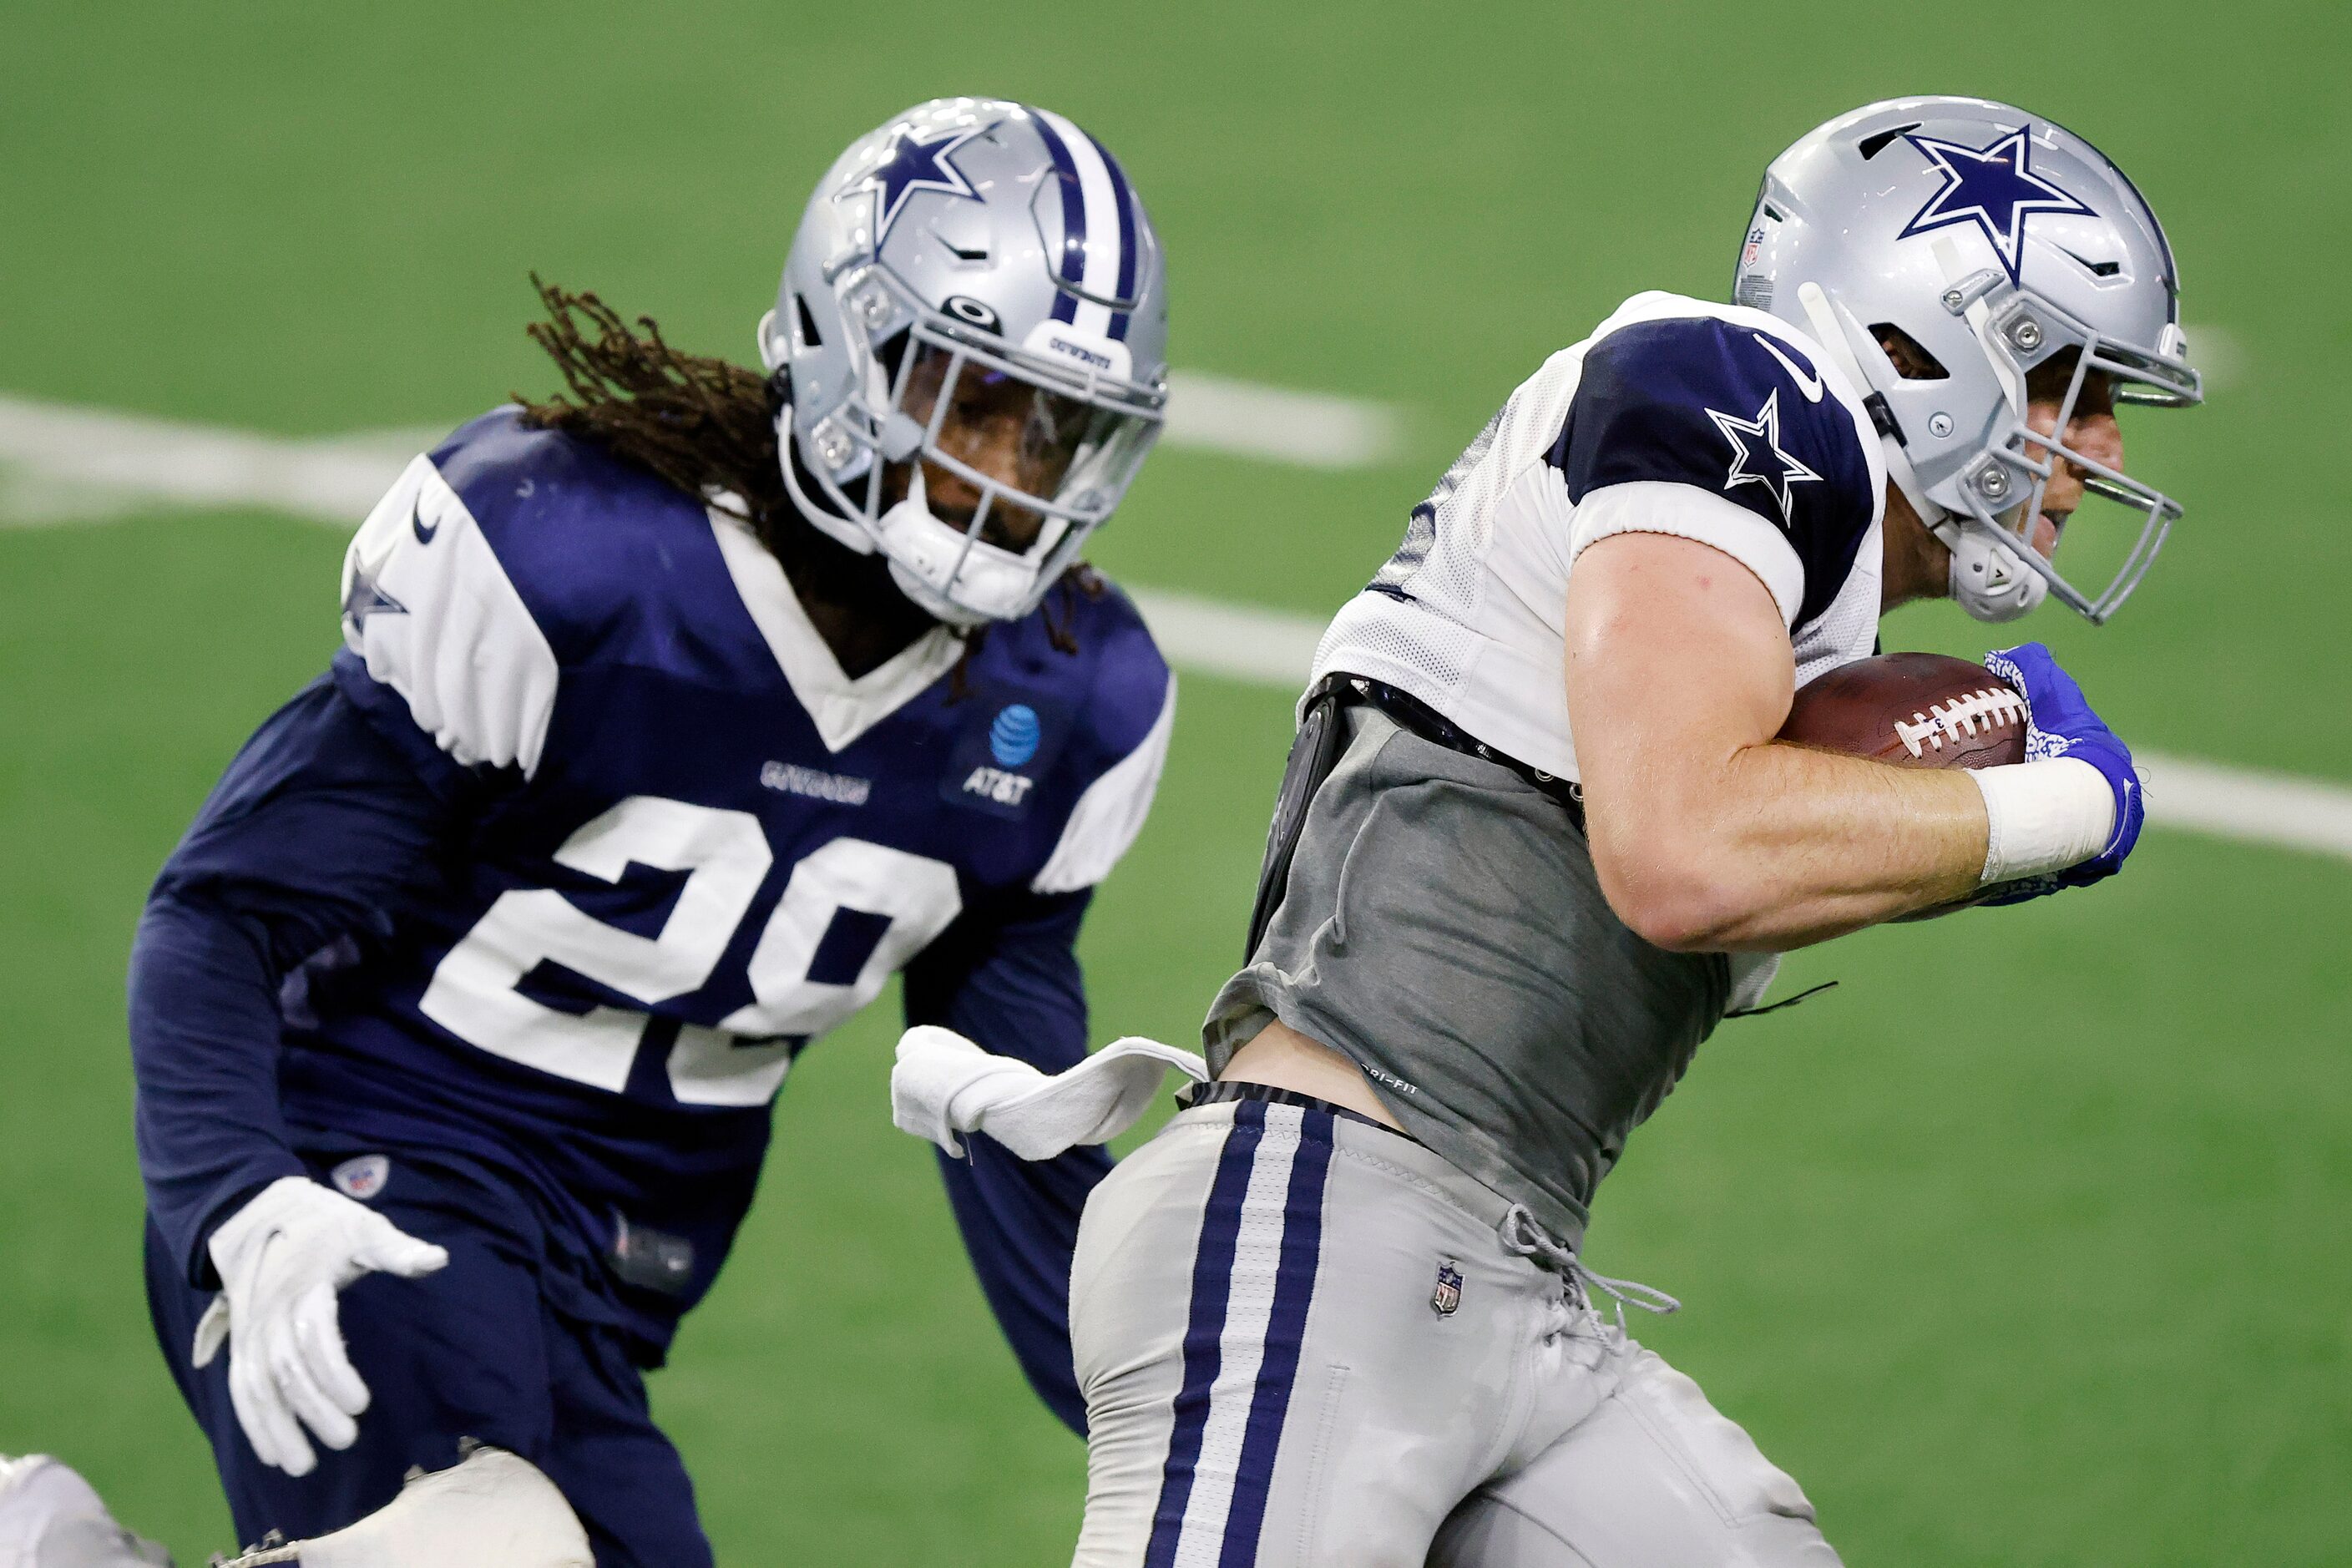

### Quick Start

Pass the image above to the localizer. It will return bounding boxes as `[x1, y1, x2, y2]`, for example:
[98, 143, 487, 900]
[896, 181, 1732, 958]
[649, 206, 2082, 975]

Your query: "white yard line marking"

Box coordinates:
[2125, 751, 2352, 862]
[3, 392, 2345, 867]
[0, 396, 416, 528]
[1162, 371, 1409, 468]
[1125, 585, 1329, 688]
[0, 366, 1409, 532]
[2186, 325, 2246, 392]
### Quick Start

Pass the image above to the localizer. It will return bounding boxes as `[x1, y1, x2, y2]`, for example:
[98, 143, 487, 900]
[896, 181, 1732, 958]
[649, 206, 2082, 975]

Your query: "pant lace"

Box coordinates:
[1496, 1202, 1682, 1334]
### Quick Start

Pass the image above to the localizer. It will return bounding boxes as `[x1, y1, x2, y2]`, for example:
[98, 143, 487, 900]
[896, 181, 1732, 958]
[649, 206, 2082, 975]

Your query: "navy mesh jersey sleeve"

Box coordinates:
[1550, 316, 1877, 625]
[129, 674, 492, 1285]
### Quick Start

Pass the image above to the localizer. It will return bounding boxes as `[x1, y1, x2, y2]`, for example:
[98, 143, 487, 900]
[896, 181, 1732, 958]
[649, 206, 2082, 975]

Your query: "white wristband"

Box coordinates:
[1968, 757, 2116, 884]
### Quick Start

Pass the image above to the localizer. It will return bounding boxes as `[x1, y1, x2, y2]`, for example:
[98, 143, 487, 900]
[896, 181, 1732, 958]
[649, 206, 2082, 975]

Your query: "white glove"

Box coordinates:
[192, 1176, 449, 1477]
[893, 1025, 1207, 1161]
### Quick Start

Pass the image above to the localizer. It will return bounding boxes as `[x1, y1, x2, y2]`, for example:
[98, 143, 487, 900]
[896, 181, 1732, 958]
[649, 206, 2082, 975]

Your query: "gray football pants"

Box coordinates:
[1070, 1098, 1840, 1567]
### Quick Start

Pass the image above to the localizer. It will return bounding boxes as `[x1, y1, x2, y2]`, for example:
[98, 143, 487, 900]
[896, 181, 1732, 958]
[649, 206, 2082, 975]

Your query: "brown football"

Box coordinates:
[1778, 652, 2026, 770]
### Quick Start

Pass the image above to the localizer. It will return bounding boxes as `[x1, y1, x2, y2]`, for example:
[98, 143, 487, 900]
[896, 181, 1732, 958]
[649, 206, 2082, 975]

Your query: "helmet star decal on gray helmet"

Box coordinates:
[1895, 128, 2099, 286]
[1737, 97, 2203, 624]
[870, 124, 990, 235]
[761, 98, 1169, 627]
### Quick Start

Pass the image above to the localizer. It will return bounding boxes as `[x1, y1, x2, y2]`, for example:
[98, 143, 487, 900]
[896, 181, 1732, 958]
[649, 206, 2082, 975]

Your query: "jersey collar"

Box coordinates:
[706, 508, 965, 752]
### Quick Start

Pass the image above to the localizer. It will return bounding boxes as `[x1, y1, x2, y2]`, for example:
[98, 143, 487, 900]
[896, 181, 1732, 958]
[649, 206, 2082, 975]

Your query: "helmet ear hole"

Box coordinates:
[1871, 324, 1950, 380]
[794, 295, 823, 350]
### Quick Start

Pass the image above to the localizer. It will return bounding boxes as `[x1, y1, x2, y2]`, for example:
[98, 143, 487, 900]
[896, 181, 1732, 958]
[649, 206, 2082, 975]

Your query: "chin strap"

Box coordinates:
[1940, 516, 2046, 622]
[1794, 281, 2041, 623]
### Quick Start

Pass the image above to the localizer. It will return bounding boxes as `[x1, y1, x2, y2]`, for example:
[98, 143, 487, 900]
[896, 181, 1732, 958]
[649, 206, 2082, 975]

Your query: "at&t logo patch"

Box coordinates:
[969, 705, 1042, 803]
[989, 704, 1042, 766]
[943, 695, 1068, 819]
[963, 766, 1036, 807]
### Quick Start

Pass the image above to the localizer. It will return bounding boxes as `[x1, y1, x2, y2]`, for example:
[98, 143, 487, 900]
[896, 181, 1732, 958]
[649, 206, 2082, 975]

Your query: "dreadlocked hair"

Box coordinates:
[513, 276, 1101, 680]
[514, 275, 791, 532]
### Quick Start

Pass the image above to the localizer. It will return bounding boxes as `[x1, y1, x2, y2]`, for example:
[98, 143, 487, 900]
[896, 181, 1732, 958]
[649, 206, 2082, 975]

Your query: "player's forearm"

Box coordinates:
[1587, 738, 1987, 952]
[129, 893, 309, 1284]
[129, 677, 468, 1286]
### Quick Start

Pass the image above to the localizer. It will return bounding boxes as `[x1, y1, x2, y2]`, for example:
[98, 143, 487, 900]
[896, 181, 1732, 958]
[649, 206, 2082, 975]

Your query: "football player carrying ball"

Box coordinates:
[901, 95, 2201, 1566]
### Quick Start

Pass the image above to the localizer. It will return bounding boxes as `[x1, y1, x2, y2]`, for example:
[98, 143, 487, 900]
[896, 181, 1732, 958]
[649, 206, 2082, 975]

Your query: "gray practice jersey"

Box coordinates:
[1209, 294, 1886, 1238]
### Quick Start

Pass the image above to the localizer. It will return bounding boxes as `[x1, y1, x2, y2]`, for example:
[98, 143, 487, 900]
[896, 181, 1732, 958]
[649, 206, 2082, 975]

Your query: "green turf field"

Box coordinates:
[3, 2, 2348, 1561]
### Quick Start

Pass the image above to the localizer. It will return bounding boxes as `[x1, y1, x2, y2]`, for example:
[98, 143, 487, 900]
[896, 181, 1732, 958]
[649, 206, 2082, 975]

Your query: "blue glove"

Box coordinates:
[1978, 643, 2143, 903]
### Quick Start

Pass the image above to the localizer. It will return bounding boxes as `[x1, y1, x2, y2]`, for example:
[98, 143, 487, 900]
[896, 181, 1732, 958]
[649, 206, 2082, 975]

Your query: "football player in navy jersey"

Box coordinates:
[129, 97, 1175, 1567]
[898, 99, 2205, 1565]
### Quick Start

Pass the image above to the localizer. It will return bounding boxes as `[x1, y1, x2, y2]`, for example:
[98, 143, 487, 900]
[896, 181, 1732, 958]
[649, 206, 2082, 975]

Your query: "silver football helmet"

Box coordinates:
[761, 99, 1170, 626]
[1737, 97, 2201, 623]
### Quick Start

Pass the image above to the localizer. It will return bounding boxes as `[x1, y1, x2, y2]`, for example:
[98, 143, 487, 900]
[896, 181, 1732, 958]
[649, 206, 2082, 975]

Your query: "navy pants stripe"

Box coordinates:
[1141, 1100, 1335, 1565]
[1223, 1120, 1333, 1560]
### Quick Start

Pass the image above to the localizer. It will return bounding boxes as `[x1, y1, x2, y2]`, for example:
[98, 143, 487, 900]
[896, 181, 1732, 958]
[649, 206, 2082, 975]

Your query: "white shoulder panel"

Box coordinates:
[1030, 673, 1177, 895]
[339, 455, 559, 776]
[1567, 481, 1808, 630]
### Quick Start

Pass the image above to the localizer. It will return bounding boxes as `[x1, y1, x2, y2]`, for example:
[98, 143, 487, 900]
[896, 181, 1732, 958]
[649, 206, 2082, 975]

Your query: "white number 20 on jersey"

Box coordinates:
[420, 796, 962, 1107]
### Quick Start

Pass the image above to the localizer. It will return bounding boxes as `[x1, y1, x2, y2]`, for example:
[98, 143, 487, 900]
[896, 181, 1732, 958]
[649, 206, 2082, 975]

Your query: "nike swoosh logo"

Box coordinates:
[1753, 334, 1824, 402]
[410, 494, 439, 544]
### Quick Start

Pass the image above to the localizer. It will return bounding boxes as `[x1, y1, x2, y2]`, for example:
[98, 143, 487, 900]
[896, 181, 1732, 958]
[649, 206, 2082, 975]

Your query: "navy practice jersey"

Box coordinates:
[130, 409, 1174, 1416]
[1313, 291, 1887, 787]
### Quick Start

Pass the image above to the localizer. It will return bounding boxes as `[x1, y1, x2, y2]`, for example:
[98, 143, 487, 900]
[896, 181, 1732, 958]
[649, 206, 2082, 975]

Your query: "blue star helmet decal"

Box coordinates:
[1898, 127, 2097, 286]
[1707, 389, 1821, 522]
[871, 124, 989, 240]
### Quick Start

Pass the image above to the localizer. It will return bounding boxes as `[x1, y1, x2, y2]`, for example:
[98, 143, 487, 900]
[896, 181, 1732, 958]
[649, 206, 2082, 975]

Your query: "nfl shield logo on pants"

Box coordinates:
[331, 1154, 391, 1201]
[1430, 1259, 1464, 1318]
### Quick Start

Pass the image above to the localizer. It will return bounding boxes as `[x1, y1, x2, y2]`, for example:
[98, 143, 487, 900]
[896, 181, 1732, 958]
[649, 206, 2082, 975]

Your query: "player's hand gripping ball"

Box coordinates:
[1977, 641, 2144, 898]
[1778, 646, 2142, 908]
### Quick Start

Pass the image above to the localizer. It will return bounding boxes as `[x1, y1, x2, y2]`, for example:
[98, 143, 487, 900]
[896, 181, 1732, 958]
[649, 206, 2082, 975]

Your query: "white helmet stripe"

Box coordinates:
[1034, 109, 1124, 337]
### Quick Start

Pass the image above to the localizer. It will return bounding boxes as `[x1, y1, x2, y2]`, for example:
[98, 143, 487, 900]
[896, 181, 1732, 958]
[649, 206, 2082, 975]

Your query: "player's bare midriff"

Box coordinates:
[1220, 1018, 1406, 1130]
